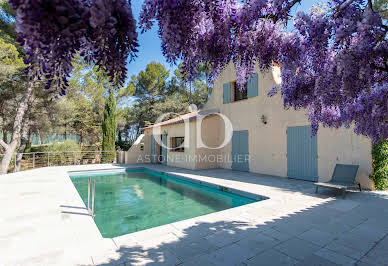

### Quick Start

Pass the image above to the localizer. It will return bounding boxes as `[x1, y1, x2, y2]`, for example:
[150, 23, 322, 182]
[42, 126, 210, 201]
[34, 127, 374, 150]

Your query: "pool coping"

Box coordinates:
[4, 163, 388, 266]
[151, 168, 267, 201]
[2, 163, 351, 265]
[68, 166, 268, 202]
[66, 166, 270, 244]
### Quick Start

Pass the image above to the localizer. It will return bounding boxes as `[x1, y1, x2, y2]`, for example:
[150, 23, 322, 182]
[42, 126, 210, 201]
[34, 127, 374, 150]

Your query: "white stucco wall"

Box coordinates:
[143, 122, 197, 170]
[317, 127, 372, 189]
[165, 122, 197, 170]
[209, 62, 373, 189]
[120, 134, 151, 164]
[195, 115, 224, 169]
[124, 62, 373, 189]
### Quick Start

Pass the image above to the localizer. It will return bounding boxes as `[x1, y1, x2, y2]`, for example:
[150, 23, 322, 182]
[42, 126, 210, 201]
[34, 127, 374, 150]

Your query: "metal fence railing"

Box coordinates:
[0, 151, 119, 173]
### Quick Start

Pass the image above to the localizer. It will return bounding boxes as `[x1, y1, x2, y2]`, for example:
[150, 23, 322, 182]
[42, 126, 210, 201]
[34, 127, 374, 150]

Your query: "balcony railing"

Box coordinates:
[0, 151, 118, 173]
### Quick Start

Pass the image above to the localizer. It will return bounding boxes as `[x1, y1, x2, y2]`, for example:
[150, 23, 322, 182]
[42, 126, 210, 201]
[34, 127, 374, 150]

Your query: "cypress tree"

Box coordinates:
[102, 89, 117, 163]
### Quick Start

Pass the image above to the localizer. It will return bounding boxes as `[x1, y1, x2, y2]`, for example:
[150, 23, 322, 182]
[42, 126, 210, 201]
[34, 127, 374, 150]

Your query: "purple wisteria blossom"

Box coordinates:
[140, 0, 241, 80]
[140, 0, 387, 142]
[9, 0, 138, 95]
[8, 0, 388, 142]
[278, 1, 388, 143]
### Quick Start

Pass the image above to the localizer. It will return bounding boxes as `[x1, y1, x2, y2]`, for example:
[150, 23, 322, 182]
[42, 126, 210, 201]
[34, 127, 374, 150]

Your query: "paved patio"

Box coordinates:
[1, 164, 388, 266]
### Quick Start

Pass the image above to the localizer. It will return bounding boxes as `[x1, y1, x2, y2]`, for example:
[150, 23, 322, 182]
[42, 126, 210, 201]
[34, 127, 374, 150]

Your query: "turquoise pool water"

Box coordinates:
[69, 168, 258, 238]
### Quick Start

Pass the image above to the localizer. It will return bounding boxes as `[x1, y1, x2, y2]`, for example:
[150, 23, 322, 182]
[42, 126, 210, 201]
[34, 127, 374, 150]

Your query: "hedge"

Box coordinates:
[370, 139, 388, 190]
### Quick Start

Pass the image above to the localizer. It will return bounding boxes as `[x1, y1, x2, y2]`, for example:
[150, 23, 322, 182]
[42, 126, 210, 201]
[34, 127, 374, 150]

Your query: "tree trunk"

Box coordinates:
[64, 117, 67, 140]
[15, 96, 34, 172]
[2, 130, 7, 143]
[0, 82, 34, 174]
[37, 130, 41, 145]
[15, 125, 30, 172]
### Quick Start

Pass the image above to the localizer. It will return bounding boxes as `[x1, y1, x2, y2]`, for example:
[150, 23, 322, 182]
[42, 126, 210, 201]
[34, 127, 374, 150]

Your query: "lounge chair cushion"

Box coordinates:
[331, 164, 359, 183]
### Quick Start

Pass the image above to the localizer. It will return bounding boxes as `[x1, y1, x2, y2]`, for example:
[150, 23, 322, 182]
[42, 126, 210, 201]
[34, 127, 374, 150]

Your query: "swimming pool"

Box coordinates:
[69, 168, 260, 238]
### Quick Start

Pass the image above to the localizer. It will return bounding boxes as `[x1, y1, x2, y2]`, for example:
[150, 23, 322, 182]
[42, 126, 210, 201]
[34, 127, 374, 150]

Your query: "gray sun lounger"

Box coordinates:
[315, 164, 361, 198]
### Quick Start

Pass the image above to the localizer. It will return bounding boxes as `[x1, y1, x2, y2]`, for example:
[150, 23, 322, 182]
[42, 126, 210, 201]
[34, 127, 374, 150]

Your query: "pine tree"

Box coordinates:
[102, 89, 117, 163]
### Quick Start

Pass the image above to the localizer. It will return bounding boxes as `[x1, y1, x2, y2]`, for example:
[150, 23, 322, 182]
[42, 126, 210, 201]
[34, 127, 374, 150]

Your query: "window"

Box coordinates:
[232, 81, 247, 101]
[171, 137, 185, 152]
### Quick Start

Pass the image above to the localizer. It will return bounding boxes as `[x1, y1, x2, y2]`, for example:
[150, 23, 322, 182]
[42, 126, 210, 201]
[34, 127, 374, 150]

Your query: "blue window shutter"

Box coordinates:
[223, 82, 231, 104]
[247, 73, 258, 98]
[232, 130, 249, 172]
[151, 135, 155, 163]
[287, 126, 318, 181]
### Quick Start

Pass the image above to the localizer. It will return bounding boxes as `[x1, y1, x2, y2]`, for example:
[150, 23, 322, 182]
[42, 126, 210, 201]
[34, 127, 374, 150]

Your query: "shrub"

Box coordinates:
[22, 138, 32, 159]
[115, 131, 132, 151]
[43, 140, 82, 166]
[370, 139, 388, 190]
[102, 90, 117, 163]
[45, 140, 81, 152]
[82, 144, 101, 152]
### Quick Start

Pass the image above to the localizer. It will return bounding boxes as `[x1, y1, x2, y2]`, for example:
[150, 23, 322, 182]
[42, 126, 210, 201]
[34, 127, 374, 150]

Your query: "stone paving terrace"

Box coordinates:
[1, 164, 388, 265]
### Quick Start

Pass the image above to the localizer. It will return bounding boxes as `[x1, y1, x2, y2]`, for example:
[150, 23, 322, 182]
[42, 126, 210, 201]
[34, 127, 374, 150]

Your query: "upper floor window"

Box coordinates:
[232, 81, 247, 102]
[223, 73, 258, 104]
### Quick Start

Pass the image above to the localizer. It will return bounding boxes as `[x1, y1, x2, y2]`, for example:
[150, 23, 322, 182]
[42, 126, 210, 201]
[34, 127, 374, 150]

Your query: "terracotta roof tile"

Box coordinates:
[143, 109, 219, 130]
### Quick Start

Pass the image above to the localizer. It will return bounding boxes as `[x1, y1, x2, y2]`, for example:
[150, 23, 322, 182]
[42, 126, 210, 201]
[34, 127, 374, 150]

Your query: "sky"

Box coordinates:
[126, 0, 172, 78]
[126, 0, 322, 78]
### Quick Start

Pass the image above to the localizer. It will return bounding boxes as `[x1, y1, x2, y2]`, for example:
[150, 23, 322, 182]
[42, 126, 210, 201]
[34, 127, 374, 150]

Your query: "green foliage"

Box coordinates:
[0, 0, 21, 53]
[124, 62, 211, 140]
[43, 140, 81, 152]
[0, 31, 30, 150]
[102, 89, 117, 162]
[374, 0, 388, 21]
[0, 38, 24, 78]
[52, 57, 132, 147]
[42, 140, 82, 166]
[30, 145, 46, 153]
[52, 58, 110, 145]
[130, 62, 170, 102]
[170, 62, 211, 108]
[370, 139, 388, 190]
[116, 130, 132, 151]
[22, 136, 31, 158]
[81, 144, 101, 152]
[0, 11, 56, 152]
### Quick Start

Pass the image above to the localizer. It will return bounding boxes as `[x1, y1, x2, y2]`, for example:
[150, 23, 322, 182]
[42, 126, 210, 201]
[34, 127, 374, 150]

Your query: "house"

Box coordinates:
[119, 63, 373, 189]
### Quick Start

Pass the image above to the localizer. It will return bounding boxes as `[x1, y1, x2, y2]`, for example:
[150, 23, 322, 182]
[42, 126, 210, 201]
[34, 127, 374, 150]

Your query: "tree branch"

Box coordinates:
[255, 0, 301, 24]
[283, 0, 302, 16]
[334, 0, 357, 18]
[9, 82, 35, 145]
[368, 0, 373, 10]
[0, 139, 8, 150]
[371, 63, 388, 72]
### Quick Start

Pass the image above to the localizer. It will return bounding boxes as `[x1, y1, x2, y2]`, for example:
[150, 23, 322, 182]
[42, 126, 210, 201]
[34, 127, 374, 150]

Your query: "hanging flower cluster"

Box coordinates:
[139, 0, 297, 85]
[140, 0, 387, 142]
[140, 0, 241, 81]
[9, 0, 388, 142]
[9, 0, 138, 95]
[278, 0, 388, 143]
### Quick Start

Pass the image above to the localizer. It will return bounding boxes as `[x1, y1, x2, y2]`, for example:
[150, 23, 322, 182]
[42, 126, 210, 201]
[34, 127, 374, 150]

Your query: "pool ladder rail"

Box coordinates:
[87, 178, 96, 218]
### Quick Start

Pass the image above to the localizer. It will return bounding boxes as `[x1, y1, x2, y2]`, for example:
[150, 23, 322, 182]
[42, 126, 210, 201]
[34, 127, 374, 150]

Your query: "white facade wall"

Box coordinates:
[143, 122, 197, 170]
[119, 134, 151, 164]
[129, 62, 373, 189]
[205, 63, 373, 189]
